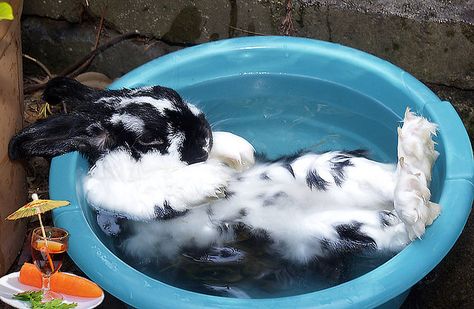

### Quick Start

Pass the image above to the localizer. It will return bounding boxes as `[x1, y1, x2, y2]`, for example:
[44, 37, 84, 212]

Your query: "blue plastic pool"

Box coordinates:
[51, 37, 473, 308]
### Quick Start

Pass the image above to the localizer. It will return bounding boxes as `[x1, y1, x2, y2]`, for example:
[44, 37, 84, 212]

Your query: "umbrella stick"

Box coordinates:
[32, 194, 55, 273]
[37, 213, 47, 239]
[32, 194, 47, 239]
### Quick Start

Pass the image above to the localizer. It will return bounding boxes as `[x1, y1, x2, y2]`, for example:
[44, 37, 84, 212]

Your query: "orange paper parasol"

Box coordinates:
[6, 194, 70, 271]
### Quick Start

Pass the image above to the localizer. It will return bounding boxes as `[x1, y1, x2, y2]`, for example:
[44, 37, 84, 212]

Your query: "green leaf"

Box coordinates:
[13, 290, 43, 302]
[36, 299, 77, 309]
[13, 290, 77, 309]
[0, 2, 14, 20]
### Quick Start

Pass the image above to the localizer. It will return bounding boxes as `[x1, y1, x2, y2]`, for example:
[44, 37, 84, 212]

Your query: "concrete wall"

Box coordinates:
[22, 0, 474, 88]
[21, 0, 474, 142]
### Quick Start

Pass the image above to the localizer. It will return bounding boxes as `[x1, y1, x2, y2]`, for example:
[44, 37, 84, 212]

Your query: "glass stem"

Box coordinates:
[42, 275, 51, 293]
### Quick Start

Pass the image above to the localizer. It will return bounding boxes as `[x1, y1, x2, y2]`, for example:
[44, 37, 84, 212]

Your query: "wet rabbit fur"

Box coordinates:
[9, 77, 441, 264]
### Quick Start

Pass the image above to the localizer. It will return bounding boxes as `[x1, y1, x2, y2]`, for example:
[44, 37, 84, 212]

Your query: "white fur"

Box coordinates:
[397, 108, 439, 182]
[99, 95, 177, 114]
[85, 151, 232, 220]
[85, 131, 256, 220]
[88, 110, 441, 264]
[166, 125, 185, 160]
[395, 108, 441, 239]
[187, 102, 203, 116]
[109, 113, 145, 134]
[209, 131, 256, 171]
[117, 151, 410, 264]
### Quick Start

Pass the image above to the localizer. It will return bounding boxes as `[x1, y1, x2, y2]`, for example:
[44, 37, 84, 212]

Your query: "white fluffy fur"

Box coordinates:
[119, 152, 410, 264]
[394, 108, 441, 239]
[88, 109, 441, 264]
[109, 113, 145, 134]
[85, 152, 231, 219]
[85, 131, 255, 220]
[209, 131, 256, 171]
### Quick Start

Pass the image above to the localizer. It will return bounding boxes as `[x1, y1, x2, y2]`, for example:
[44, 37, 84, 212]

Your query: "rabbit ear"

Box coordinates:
[42, 76, 101, 108]
[8, 113, 109, 162]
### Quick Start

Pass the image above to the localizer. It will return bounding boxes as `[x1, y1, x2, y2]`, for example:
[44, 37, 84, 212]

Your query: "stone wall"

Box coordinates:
[21, 0, 473, 139]
[22, 0, 474, 88]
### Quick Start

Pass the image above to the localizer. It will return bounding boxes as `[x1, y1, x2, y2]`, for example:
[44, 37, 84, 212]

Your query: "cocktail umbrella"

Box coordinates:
[6, 193, 70, 233]
[6, 194, 70, 271]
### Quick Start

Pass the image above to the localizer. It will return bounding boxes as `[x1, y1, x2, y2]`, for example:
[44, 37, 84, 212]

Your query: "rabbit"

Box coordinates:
[94, 111, 440, 264]
[9, 77, 441, 265]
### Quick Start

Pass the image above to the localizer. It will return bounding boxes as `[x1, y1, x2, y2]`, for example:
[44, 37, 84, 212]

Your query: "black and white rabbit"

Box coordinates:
[9, 77, 441, 264]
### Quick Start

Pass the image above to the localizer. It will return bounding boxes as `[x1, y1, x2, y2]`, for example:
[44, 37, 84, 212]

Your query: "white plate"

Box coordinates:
[0, 272, 104, 309]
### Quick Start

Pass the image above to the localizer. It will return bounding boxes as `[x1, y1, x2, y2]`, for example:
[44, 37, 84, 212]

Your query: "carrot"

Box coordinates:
[19, 263, 103, 298]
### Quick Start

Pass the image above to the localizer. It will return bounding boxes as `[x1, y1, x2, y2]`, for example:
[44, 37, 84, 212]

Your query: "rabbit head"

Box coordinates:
[9, 77, 213, 165]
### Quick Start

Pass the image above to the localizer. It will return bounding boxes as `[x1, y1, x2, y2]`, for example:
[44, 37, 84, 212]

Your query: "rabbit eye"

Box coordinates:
[138, 134, 164, 146]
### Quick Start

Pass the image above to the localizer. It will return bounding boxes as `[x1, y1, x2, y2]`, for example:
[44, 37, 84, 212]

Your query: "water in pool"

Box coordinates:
[93, 74, 401, 298]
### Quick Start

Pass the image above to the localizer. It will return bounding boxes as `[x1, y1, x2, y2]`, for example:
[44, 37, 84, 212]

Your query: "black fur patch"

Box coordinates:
[379, 211, 399, 227]
[343, 149, 370, 159]
[330, 157, 354, 187]
[282, 163, 295, 178]
[154, 201, 189, 220]
[320, 238, 332, 251]
[8, 113, 102, 162]
[206, 206, 214, 216]
[306, 169, 329, 190]
[260, 172, 271, 181]
[262, 199, 274, 207]
[333, 222, 376, 252]
[263, 191, 288, 207]
[166, 109, 212, 164]
[239, 208, 248, 217]
[42, 76, 101, 107]
[216, 222, 231, 235]
[224, 190, 235, 199]
[249, 227, 271, 241]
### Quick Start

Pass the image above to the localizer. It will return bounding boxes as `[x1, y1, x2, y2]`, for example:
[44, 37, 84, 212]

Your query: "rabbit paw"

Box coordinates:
[170, 160, 234, 207]
[209, 131, 255, 171]
[394, 108, 441, 240]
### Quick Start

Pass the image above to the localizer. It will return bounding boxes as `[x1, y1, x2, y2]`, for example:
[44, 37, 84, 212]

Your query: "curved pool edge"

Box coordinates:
[423, 101, 474, 183]
[50, 37, 474, 308]
[109, 36, 442, 116]
[51, 156, 473, 309]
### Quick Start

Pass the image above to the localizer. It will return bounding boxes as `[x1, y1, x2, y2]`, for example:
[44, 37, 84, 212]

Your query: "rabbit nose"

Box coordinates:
[187, 152, 209, 165]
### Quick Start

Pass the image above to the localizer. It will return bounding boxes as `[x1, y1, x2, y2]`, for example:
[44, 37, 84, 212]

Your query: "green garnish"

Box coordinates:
[12, 291, 43, 303]
[13, 291, 77, 309]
